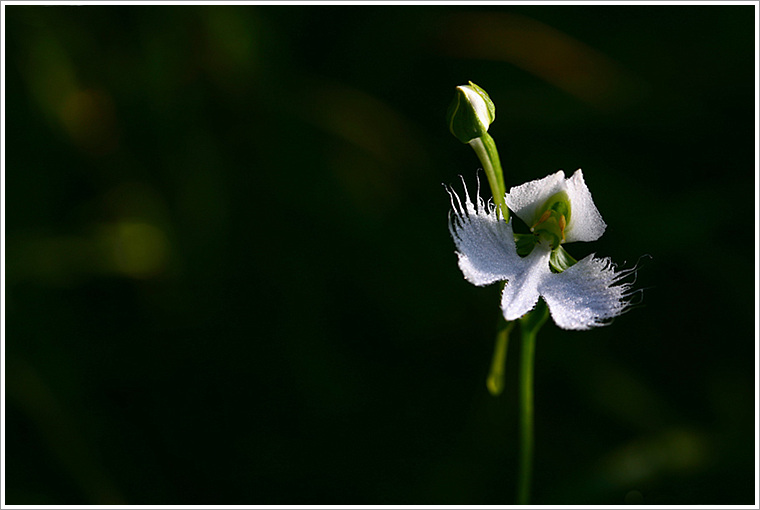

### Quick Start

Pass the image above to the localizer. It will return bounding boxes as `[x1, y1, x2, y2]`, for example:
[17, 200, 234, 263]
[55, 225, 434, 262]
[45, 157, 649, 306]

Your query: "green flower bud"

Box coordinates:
[446, 81, 496, 144]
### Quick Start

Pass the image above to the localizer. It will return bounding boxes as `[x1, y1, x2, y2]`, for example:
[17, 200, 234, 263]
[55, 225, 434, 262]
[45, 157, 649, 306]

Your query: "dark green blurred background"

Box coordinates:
[3, 4, 756, 505]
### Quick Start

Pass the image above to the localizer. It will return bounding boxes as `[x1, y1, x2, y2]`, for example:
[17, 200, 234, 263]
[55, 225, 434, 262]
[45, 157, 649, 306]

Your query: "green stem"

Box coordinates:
[486, 317, 514, 396]
[468, 133, 507, 220]
[517, 301, 549, 505]
[517, 324, 536, 505]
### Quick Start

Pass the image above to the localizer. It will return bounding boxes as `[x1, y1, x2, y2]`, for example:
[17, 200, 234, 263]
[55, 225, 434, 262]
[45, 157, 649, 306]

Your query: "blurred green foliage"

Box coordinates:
[4, 4, 755, 505]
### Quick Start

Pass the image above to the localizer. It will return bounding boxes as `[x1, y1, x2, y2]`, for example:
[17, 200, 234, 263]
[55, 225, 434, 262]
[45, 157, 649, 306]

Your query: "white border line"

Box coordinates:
[0, 1, 758, 509]
[753, 1, 760, 509]
[0, 0, 758, 5]
[2, 0, 8, 507]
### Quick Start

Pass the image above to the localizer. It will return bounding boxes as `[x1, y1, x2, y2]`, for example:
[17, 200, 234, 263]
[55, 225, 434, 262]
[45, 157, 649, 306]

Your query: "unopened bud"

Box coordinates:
[446, 81, 496, 143]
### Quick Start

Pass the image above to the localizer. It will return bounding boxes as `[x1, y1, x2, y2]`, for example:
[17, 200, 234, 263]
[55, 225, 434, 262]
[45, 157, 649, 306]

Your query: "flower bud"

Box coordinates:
[446, 82, 496, 143]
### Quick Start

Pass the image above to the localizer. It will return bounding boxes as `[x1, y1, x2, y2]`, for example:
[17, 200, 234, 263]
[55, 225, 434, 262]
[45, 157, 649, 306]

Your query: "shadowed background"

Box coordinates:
[4, 4, 756, 505]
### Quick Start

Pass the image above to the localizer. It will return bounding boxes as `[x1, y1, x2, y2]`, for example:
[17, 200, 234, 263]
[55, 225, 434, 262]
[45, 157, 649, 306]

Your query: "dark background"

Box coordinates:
[3, 4, 756, 505]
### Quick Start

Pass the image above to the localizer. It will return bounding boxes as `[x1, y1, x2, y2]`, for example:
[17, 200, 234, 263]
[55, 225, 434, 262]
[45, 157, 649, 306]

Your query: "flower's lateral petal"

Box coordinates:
[563, 169, 607, 243]
[500, 246, 552, 321]
[504, 171, 565, 227]
[448, 181, 521, 286]
[539, 254, 633, 330]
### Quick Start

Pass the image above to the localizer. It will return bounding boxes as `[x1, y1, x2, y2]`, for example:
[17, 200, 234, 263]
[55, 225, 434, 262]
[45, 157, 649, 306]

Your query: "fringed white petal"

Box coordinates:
[504, 171, 565, 227]
[448, 179, 522, 287]
[500, 246, 552, 321]
[539, 254, 634, 330]
[563, 169, 606, 243]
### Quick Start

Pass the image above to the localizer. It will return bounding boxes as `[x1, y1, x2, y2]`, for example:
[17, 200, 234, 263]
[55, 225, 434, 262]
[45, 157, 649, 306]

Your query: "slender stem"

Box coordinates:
[468, 133, 508, 220]
[486, 317, 514, 396]
[517, 301, 549, 505]
[480, 132, 506, 199]
[517, 324, 536, 505]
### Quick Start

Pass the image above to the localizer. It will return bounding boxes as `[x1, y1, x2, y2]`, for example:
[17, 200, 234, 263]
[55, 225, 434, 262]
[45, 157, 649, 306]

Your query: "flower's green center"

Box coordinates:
[531, 191, 571, 250]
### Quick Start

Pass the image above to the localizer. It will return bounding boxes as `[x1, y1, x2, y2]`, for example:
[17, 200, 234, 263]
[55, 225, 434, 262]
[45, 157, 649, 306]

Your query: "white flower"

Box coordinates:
[448, 170, 635, 330]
